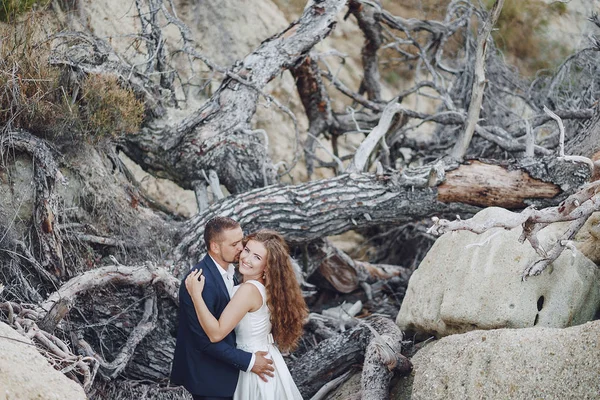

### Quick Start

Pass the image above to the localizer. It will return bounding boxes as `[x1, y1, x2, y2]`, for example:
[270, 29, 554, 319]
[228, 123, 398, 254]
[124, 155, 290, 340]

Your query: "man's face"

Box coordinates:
[212, 227, 244, 265]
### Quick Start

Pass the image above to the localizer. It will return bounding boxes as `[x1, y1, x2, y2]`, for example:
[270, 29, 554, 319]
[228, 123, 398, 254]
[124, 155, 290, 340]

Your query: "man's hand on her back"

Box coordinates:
[251, 351, 274, 382]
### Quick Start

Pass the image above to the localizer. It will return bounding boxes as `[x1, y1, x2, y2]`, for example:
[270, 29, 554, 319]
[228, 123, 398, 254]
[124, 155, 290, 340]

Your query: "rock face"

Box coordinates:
[396, 207, 600, 337]
[409, 321, 600, 400]
[0, 322, 87, 400]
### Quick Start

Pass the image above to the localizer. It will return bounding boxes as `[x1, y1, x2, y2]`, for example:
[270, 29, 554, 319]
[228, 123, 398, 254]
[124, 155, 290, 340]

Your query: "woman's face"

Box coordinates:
[239, 239, 268, 280]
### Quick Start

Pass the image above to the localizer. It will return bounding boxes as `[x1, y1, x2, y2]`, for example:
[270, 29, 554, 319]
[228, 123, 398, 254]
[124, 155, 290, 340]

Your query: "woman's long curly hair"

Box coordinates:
[244, 230, 308, 352]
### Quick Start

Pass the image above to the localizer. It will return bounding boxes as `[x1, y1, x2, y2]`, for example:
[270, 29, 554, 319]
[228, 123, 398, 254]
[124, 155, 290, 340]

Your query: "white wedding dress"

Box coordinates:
[233, 280, 303, 400]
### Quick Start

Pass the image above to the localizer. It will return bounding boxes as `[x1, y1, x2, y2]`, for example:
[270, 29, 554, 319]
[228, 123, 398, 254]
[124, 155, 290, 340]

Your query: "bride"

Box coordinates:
[185, 229, 307, 400]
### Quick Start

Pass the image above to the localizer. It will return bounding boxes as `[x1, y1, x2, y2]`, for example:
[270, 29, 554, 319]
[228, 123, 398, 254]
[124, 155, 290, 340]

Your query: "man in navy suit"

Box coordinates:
[171, 216, 274, 400]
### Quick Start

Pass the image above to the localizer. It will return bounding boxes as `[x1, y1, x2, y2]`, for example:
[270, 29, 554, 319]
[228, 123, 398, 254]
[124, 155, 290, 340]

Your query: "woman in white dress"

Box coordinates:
[185, 229, 308, 400]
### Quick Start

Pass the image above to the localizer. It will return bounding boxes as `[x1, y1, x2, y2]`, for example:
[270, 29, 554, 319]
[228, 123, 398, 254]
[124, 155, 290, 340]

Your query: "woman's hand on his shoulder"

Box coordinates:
[185, 269, 205, 299]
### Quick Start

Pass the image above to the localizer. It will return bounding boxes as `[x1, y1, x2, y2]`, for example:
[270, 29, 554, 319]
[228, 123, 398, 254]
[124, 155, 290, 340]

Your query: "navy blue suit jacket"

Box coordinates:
[170, 255, 252, 397]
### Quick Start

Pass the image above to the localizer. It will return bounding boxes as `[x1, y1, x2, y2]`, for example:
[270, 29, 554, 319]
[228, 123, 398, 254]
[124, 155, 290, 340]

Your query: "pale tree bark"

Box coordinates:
[290, 316, 410, 399]
[1, 130, 66, 279]
[121, 0, 348, 194]
[175, 156, 590, 263]
[451, 0, 505, 159]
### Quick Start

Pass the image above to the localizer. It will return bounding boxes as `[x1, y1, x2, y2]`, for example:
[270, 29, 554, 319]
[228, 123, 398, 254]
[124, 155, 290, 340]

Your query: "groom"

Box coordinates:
[171, 216, 274, 400]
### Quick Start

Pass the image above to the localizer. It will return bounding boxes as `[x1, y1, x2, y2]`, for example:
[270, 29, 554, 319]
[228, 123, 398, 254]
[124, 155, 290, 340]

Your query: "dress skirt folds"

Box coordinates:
[232, 281, 303, 400]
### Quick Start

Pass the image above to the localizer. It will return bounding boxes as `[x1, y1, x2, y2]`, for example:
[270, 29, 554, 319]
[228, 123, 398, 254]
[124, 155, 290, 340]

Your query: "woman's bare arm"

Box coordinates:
[185, 270, 262, 342]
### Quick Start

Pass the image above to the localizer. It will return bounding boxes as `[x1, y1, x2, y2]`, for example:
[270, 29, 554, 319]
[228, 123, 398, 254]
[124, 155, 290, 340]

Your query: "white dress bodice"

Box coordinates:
[233, 280, 273, 353]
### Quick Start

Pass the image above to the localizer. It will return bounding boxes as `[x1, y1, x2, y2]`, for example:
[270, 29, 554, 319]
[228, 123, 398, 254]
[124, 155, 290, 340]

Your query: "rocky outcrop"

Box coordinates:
[0, 322, 87, 400]
[397, 207, 600, 337]
[409, 321, 600, 400]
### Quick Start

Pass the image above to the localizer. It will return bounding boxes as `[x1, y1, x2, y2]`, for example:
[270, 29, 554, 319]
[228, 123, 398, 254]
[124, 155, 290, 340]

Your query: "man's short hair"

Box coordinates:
[204, 216, 240, 248]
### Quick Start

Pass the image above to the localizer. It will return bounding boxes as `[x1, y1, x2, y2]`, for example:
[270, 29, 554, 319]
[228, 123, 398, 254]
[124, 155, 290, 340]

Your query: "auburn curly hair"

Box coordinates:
[244, 230, 308, 352]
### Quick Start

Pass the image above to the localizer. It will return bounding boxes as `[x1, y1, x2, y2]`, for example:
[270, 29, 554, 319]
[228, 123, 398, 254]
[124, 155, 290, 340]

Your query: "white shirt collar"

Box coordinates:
[209, 254, 234, 281]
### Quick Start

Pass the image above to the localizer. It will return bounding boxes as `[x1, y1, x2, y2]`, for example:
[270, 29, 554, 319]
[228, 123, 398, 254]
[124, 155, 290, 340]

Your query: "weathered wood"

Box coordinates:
[451, 0, 505, 159]
[37, 297, 70, 334]
[122, 0, 347, 194]
[290, 325, 371, 398]
[360, 317, 410, 400]
[291, 55, 335, 178]
[41, 264, 179, 315]
[175, 156, 590, 263]
[308, 239, 410, 293]
[0, 130, 66, 278]
[349, 0, 384, 102]
[346, 102, 403, 174]
[437, 160, 560, 208]
[291, 316, 411, 399]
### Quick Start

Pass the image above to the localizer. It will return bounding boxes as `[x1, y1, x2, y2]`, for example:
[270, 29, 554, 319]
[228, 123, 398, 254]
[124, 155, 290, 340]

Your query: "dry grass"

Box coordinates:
[0, 15, 62, 133]
[0, 0, 50, 22]
[0, 12, 144, 142]
[79, 74, 145, 139]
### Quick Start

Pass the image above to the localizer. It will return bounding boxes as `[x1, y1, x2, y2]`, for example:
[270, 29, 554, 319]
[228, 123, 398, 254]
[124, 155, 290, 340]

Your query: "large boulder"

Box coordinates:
[0, 322, 87, 400]
[409, 321, 600, 399]
[397, 207, 600, 337]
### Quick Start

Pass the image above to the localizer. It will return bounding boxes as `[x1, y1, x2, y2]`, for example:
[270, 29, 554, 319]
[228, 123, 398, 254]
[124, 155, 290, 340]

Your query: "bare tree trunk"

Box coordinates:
[361, 318, 410, 400]
[290, 316, 410, 399]
[122, 0, 347, 194]
[175, 156, 590, 263]
[290, 324, 371, 398]
[291, 56, 335, 178]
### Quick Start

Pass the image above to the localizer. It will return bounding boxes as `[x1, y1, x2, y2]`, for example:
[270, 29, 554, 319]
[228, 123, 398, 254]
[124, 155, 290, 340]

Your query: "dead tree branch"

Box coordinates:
[176, 156, 589, 263]
[83, 287, 159, 380]
[346, 101, 403, 173]
[428, 181, 600, 278]
[291, 316, 410, 399]
[349, 0, 384, 102]
[41, 264, 179, 316]
[122, 0, 347, 194]
[0, 130, 66, 278]
[360, 317, 410, 400]
[291, 55, 335, 178]
[451, 0, 504, 159]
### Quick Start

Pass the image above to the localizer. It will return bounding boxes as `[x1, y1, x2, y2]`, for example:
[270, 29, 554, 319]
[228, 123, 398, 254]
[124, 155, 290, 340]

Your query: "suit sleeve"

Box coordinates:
[181, 276, 253, 371]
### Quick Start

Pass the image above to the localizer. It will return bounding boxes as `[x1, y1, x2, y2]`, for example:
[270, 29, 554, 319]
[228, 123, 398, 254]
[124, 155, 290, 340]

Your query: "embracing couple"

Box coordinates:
[170, 216, 307, 400]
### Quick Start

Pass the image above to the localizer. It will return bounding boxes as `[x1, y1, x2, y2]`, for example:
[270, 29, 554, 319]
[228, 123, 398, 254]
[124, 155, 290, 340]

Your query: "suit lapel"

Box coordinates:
[202, 255, 230, 301]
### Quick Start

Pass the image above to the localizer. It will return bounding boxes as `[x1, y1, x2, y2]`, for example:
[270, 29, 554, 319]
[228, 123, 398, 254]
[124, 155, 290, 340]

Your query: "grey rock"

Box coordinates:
[410, 321, 600, 400]
[0, 321, 87, 400]
[397, 207, 600, 337]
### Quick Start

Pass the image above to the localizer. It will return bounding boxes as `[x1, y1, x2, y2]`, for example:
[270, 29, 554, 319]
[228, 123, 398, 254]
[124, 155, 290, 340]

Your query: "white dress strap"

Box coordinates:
[245, 280, 266, 306]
